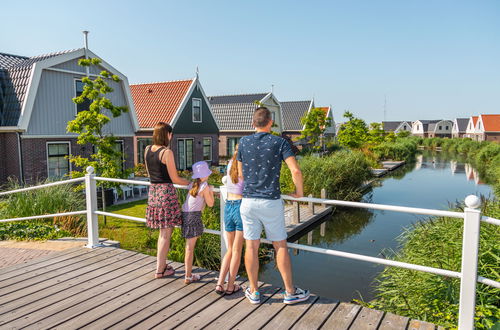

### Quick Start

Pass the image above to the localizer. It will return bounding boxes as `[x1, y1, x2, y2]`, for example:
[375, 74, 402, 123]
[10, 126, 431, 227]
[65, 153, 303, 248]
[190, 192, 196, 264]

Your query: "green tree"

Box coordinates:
[367, 122, 386, 144]
[337, 111, 368, 149]
[397, 130, 411, 138]
[298, 107, 332, 150]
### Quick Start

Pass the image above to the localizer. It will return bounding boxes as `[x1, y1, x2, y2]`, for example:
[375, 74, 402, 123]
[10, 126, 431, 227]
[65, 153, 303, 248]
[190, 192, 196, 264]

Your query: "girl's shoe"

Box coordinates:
[225, 284, 241, 295]
[244, 287, 260, 304]
[184, 273, 201, 284]
[283, 287, 310, 304]
[215, 284, 225, 295]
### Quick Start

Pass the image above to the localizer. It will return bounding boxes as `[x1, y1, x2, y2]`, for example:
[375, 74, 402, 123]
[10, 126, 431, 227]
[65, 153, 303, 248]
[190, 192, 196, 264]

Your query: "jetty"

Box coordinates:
[371, 160, 406, 178]
[284, 191, 333, 237]
[0, 246, 441, 330]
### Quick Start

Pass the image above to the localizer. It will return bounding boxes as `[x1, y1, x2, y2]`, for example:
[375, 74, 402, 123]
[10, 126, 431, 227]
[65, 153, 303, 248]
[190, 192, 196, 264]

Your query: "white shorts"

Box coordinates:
[240, 198, 287, 242]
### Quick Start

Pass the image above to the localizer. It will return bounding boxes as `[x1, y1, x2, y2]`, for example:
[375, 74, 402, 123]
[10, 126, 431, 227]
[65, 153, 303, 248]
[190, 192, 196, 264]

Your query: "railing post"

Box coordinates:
[321, 188, 326, 208]
[292, 201, 300, 224]
[219, 184, 228, 259]
[458, 195, 481, 330]
[84, 166, 101, 248]
[308, 194, 314, 214]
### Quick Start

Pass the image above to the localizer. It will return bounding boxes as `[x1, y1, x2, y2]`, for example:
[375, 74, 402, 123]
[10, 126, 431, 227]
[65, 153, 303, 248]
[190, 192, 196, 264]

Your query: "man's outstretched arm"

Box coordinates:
[284, 156, 303, 198]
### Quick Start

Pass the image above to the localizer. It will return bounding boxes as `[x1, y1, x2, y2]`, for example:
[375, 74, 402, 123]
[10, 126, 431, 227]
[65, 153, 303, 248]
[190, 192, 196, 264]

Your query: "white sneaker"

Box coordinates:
[245, 287, 261, 304]
[283, 287, 310, 304]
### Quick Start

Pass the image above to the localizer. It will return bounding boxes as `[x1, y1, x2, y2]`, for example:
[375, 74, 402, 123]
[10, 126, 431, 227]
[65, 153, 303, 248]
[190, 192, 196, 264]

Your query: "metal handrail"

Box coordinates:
[0, 211, 87, 223]
[0, 177, 85, 196]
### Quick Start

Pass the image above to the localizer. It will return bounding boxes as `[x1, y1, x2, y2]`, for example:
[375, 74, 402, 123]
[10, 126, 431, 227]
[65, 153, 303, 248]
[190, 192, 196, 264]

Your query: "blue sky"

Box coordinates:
[1, 0, 499, 123]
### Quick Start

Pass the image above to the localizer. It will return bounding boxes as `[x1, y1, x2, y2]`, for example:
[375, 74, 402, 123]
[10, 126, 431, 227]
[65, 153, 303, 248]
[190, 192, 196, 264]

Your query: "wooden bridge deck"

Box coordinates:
[0, 246, 440, 330]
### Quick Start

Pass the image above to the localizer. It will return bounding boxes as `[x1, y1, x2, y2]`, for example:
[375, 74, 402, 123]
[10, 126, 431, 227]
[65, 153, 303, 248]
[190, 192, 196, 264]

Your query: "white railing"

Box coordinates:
[0, 166, 499, 330]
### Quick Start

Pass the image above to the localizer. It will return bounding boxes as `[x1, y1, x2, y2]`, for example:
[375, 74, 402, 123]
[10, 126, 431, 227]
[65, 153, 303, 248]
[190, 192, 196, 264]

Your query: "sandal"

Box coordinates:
[184, 273, 201, 284]
[215, 284, 225, 295]
[225, 284, 241, 295]
[155, 264, 175, 279]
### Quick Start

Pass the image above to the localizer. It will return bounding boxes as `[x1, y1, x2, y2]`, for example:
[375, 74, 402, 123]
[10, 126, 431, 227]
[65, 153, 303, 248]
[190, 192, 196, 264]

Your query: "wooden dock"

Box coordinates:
[283, 196, 333, 238]
[0, 246, 441, 329]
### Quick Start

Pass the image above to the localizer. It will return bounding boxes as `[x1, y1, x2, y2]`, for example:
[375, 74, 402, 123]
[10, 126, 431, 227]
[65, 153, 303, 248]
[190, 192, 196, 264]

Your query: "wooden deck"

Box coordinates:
[0, 246, 440, 329]
[284, 203, 333, 238]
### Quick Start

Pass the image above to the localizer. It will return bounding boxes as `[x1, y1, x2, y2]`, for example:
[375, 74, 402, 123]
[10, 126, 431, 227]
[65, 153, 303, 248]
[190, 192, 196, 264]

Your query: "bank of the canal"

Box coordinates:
[259, 150, 493, 301]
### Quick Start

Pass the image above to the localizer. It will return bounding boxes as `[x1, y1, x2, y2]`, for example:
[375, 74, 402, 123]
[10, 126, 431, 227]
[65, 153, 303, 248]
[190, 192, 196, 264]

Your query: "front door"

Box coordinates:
[177, 138, 194, 170]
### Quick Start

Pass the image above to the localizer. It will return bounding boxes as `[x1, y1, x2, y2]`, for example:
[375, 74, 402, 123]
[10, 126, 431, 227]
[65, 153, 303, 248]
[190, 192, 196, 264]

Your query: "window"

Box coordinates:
[75, 80, 92, 114]
[114, 141, 125, 172]
[445, 126, 449, 130]
[137, 138, 153, 163]
[192, 98, 202, 122]
[403, 125, 407, 130]
[227, 137, 240, 157]
[177, 138, 194, 170]
[47, 142, 71, 179]
[271, 112, 275, 121]
[203, 137, 212, 162]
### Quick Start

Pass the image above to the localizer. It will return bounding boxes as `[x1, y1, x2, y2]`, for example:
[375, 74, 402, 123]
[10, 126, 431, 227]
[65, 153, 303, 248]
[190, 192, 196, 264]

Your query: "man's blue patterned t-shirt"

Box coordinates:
[236, 132, 295, 199]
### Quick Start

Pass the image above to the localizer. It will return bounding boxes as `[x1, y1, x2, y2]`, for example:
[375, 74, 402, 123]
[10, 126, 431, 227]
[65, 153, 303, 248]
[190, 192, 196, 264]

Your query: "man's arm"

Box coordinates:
[284, 156, 303, 198]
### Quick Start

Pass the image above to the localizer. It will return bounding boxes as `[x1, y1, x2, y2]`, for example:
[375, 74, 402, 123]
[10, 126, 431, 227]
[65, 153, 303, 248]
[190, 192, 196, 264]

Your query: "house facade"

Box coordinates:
[382, 121, 412, 134]
[412, 120, 452, 138]
[0, 49, 138, 185]
[130, 77, 219, 170]
[475, 114, 500, 142]
[209, 92, 282, 159]
[451, 118, 469, 138]
[465, 116, 479, 139]
[318, 106, 336, 136]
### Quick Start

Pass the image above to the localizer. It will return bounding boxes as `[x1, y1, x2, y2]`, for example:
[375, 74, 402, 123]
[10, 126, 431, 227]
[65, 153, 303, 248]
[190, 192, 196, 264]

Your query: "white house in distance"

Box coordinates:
[412, 120, 452, 138]
[382, 121, 412, 134]
[451, 118, 469, 138]
[475, 114, 500, 142]
[465, 116, 479, 139]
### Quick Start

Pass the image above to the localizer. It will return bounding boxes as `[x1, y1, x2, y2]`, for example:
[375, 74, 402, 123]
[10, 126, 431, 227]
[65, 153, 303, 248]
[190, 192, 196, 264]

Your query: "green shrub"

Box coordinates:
[371, 138, 418, 161]
[0, 221, 70, 240]
[366, 199, 500, 329]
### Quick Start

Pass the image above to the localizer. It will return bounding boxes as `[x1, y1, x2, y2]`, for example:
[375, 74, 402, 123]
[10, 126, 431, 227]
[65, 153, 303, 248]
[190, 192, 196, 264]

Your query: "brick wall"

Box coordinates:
[20, 136, 135, 185]
[0, 133, 21, 184]
[218, 132, 252, 158]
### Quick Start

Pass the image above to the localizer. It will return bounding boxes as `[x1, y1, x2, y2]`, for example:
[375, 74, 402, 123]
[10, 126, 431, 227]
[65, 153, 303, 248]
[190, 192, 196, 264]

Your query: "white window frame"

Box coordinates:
[192, 98, 202, 123]
[177, 138, 194, 170]
[202, 137, 212, 162]
[114, 140, 125, 171]
[46, 141, 72, 179]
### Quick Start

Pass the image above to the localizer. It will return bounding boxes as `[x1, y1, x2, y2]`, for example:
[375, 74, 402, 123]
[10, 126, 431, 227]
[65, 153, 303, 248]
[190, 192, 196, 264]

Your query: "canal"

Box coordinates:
[259, 151, 493, 301]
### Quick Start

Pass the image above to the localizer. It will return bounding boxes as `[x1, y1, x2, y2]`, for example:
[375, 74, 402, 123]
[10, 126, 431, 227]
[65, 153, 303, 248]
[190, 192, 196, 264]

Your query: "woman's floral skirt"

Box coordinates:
[146, 183, 182, 229]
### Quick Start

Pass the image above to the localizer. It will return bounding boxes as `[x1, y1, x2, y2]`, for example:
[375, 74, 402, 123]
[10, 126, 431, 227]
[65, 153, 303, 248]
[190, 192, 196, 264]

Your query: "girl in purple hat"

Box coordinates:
[181, 161, 214, 284]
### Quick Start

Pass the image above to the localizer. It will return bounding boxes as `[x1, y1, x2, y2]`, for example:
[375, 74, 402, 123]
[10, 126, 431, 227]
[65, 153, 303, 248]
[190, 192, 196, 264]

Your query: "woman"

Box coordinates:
[215, 145, 244, 294]
[145, 122, 190, 278]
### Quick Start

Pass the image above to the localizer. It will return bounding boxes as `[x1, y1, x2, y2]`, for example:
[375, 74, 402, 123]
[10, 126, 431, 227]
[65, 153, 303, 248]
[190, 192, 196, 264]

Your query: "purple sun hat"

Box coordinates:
[191, 161, 212, 179]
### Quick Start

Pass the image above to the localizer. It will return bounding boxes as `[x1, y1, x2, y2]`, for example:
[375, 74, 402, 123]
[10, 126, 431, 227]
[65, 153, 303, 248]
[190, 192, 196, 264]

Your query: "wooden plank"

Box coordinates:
[349, 307, 384, 330]
[0, 252, 151, 321]
[232, 289, 287, 330]
[174, 280, 254, 329]
[204, 284, 281, 330]
[6, 258, 164, 329]
[290, 297, 339, 330]
[151, 279, 247, 329]
[408, 319, 436, 330]
[52, 263, 193, 329]
[378, 312, 410, 330]
[321, 302, 361, 330]
[0, 247, 117, 290]
[74, 266, 212, 329]
[261, 295, 319, 329]
[0, 248, 126, 298]
[128, 272, 218, 329]
[0, 247, 92, 281]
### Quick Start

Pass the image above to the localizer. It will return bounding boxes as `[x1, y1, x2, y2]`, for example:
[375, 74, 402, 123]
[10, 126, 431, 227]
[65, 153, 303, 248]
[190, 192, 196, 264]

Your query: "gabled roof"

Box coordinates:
[414, 119, 441, 132]
[471, 116, 479, 126]
[454, 118, 469, 132]
[130, 79, 194, 128]
[382, 121, 402, 131]
[479, 114, 500, 132]
[209, 92, 272, 131]
[281, 100, 312, 131]
[0, 49, 80, 126]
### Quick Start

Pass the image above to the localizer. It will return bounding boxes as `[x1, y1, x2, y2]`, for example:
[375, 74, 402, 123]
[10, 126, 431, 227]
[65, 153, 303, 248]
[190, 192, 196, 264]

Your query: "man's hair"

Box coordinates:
[253, 107, 272, 128]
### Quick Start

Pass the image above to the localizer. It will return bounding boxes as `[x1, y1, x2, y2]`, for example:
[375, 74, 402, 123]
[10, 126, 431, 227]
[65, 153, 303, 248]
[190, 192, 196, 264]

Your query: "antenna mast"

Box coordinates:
[383, 94, 387, 121]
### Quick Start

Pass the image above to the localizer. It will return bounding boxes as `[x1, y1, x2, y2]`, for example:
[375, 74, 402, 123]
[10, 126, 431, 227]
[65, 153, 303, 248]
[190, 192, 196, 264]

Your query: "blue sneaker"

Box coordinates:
[245, 287, 260, 304]
[283, 287, 310, 304]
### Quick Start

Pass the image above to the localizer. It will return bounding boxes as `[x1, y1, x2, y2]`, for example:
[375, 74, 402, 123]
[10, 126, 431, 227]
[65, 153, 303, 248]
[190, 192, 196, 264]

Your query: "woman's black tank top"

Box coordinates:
[145, 146, 173, 184]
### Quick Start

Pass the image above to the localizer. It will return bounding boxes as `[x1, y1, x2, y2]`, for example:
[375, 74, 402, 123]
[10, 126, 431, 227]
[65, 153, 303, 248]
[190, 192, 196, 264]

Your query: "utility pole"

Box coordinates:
[383, 95, 387, 122]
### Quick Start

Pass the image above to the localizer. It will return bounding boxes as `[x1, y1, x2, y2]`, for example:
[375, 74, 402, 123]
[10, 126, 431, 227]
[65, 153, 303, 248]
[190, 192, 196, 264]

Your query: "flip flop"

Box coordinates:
[225, 284, 241, 295]
[215, 284, 225, 295]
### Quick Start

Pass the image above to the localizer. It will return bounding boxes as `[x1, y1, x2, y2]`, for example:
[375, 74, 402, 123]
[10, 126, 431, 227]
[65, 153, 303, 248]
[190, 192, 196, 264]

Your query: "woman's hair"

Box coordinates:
[229, 144, 240, 183]
[189, 178, 202, 197]
[152, 122, 173, 147]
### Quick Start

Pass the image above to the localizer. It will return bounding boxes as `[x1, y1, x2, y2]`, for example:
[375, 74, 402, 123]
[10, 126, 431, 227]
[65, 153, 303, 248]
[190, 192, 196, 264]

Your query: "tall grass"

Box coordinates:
[0, 179, 87, 236]
[281, 150, 372, 201]
[365, 199, 500, 329]
[370, 138, 418, 161]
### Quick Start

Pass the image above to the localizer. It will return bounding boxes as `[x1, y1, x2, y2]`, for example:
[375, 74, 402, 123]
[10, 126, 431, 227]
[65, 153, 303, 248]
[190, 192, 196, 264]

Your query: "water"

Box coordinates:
[259, 151, 493, 301]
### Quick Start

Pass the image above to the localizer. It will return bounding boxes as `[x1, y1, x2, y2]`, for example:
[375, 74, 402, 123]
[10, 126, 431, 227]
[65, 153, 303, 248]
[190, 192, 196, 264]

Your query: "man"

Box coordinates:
[237, 107, 310, 305]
